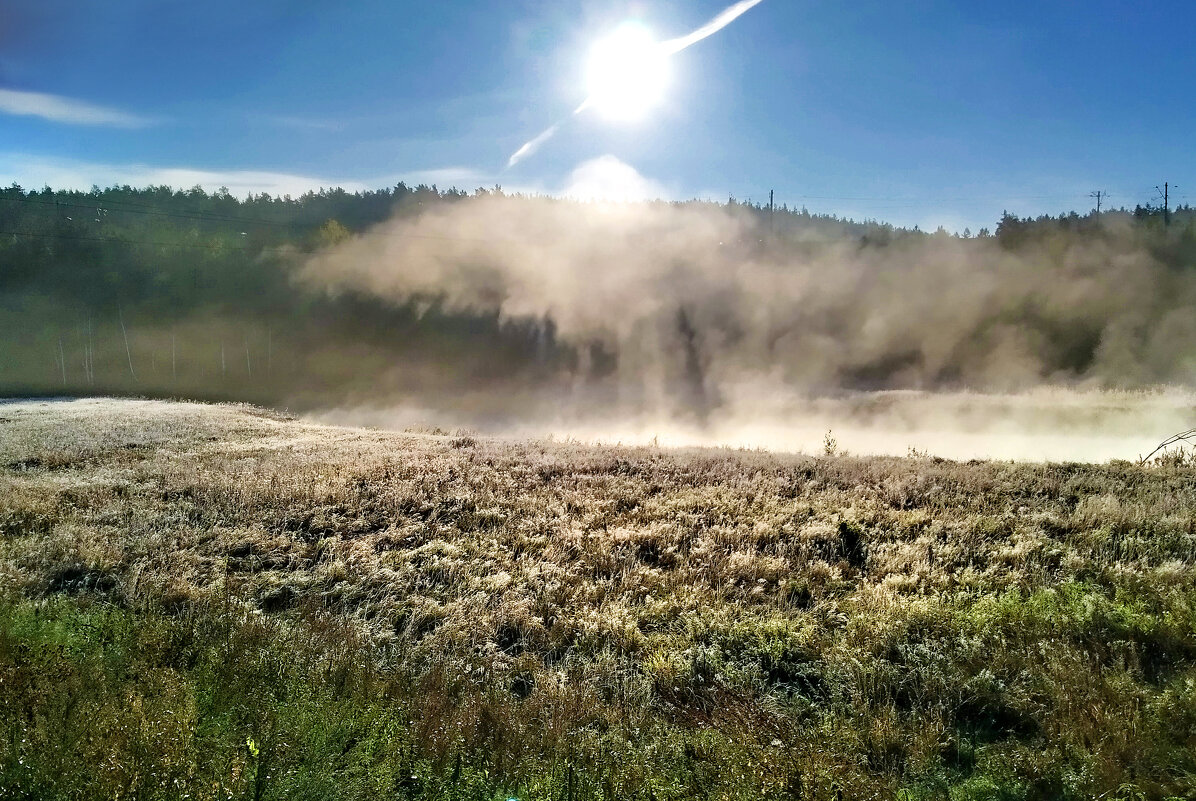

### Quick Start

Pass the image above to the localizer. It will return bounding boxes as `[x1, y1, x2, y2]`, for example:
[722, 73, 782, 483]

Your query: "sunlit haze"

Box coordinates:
[4, 5, 1196, 796]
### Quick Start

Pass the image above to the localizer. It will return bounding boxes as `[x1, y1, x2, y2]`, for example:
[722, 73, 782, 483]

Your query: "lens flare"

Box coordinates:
[585, 22, 670, 122]
[507, 1, 767, 166]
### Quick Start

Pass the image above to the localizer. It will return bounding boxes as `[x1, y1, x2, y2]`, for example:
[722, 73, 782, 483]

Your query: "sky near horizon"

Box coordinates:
[1, 0, 1194, 232]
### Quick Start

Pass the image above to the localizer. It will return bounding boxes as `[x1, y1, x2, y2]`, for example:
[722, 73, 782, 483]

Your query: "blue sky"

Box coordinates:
[2, 0, 1193, 231]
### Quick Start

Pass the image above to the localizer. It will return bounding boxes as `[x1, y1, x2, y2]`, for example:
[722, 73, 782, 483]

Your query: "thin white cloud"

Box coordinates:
[0, 88, 157, 128]
[0, 153, 488, 197]
[661, 0, 767, 54]
[0, 154, 367, 197]
[507, 123, 559, 167]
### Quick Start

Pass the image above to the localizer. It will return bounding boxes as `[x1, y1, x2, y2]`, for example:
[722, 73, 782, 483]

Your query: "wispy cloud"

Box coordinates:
[0, 88, 157, 128]
[0, 154, 368, 196]
[0, 153, 489, 197]
[661, 0, 767, 54]
[402, 166, 489, 186]
[507, 124, 559, 167]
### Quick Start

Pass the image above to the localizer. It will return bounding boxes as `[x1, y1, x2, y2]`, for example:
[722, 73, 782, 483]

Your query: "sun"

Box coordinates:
[585, 22, 671, 122]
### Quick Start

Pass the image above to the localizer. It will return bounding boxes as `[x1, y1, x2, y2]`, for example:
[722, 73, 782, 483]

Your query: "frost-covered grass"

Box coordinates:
[1, 398, 1195, 800]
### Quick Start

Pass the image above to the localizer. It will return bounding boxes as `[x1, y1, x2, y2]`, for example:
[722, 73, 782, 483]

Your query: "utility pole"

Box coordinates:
[1157, 183, 1171, 226]
[1089, 190, 1106, 214]
[768, 189, 775, 234]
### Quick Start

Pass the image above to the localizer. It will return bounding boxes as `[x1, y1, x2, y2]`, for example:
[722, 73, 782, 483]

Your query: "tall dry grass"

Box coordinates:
[1, 398, 1194, 799]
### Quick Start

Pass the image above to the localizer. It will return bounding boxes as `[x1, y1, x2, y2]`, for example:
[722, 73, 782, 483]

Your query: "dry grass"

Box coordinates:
[1, 398, 1195, 800]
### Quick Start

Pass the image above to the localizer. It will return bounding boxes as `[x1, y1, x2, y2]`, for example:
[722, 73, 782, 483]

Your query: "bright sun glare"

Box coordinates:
[585, 22, 671, 122]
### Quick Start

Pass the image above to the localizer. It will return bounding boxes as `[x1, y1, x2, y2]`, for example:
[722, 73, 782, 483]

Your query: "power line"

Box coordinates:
[4, 188, 1185, 254]
[0, 222, 510, 250]
[8, 186, 1182, 230]
[4, 188, 1115, 218]
[768, 193, 1086, 204]
[1, 195, 314, 230]
[0, 183, 460, 230]
[3, 195, 508, 245]
[0, 227, 278, 252]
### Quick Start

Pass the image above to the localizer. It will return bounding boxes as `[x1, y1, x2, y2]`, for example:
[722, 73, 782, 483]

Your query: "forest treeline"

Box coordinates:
[0, 182, 552, 407]
[1, 181, 1195, 411]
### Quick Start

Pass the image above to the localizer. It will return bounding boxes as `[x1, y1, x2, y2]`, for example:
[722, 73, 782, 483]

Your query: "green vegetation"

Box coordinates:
[2, 399, 1195, 799]
[0, 183, 562, 408]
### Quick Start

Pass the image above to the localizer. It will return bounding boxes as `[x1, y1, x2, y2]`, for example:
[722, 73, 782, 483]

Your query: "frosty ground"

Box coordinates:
[1, 398, 1194, 800]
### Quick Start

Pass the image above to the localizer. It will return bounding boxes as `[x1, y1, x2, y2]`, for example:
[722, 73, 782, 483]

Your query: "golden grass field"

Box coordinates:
[2, 398, 1195, 800]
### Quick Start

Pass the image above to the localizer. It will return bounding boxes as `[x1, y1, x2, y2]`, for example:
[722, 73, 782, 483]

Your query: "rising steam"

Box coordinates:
[301, 191, 1193, 387]
[296, 191, 1196, 460]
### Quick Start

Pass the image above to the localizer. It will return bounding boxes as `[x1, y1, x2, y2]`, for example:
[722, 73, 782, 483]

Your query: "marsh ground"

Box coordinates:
[1, 398, 1194, 800]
